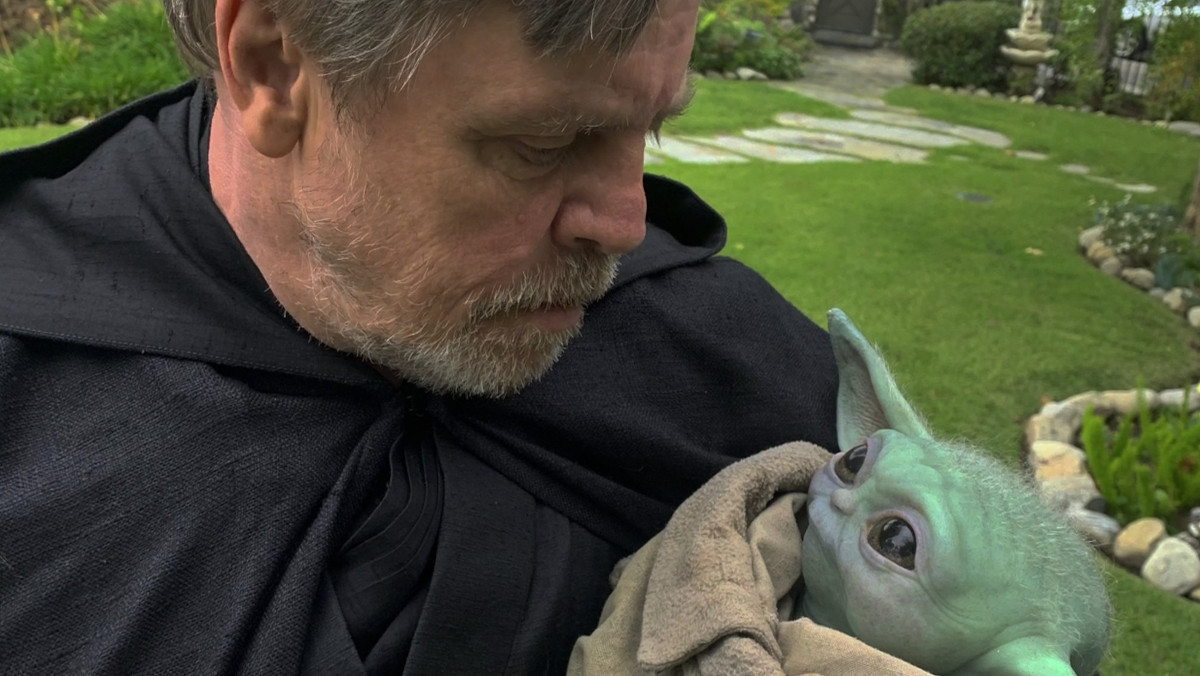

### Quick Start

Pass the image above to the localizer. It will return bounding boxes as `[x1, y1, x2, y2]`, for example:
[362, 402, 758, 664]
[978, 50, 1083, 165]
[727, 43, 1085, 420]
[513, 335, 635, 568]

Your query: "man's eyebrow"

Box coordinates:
[517, 72, 698, 135]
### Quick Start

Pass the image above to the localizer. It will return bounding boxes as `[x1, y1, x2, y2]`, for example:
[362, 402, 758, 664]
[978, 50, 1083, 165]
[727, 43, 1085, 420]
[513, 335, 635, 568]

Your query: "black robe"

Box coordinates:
[0, 82, 838, 674]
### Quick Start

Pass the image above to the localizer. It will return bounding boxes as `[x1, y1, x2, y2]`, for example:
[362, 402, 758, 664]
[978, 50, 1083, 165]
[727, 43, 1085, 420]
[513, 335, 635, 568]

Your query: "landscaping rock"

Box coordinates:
[1019, 95, 1035, 104]
[975, 88, 991, 97]
[1149, 287, 1166, 300]
[1029, 441, 1087, 481]
[1158, 388, 1200, 412]
[1120, 267, 1155, 290]
[1085, 241, 1114, 263]
[1025, 413, 1075, 445]
[703, 70, 722, 79]
[1009, 95, 1019, 102]
[1168, 121, 1200, 138]
[1141, 538, 1200, 595]
[1065, 505, 1121, 552]
[1164, 288, 1187, 313]
[1113, 517, 1166, 569]
[1078, 225, 1105, 250]
[1081, 105, 1093, 113]
[1192, 587, 1200, 602]
[1039, 474, 1101, 513]
[1094, 389, 1156, 416]
[1099, 258, 1123, 276]
[929, 84, 942, 91]
[723, 71, 737, 79]
[1189, 307, 1200, 328]
[736, 67, 768, 81]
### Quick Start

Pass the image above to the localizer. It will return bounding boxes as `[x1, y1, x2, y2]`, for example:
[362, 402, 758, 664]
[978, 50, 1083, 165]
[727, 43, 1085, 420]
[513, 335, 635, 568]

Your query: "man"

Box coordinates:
[0, 0, 838, 672]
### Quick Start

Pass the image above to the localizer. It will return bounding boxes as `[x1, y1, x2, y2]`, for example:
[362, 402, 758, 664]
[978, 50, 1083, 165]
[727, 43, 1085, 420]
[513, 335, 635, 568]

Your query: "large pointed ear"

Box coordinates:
[827, 309, 932, 451]
[951, 638, 1079, 676]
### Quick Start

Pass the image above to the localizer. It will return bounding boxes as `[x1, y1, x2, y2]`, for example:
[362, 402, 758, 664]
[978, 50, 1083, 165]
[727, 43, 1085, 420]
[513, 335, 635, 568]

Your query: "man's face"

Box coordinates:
[287, 0, 699, 396]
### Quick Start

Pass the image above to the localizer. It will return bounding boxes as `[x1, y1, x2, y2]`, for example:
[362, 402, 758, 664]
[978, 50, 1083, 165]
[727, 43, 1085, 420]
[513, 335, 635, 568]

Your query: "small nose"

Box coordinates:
[831, 488, 855, 515]
[552, 134, 648, 255]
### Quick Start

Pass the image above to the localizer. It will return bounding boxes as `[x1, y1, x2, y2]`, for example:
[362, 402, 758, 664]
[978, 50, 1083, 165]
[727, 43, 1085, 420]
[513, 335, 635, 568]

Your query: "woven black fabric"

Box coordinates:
[0, 82, 839, 674]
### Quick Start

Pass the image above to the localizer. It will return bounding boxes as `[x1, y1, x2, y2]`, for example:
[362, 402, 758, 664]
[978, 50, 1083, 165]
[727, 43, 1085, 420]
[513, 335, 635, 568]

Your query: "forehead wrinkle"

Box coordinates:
[503, 67, 695, 135]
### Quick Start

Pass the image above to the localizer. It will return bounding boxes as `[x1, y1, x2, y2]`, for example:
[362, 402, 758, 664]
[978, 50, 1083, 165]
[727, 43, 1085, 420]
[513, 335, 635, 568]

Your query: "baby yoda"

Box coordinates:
[801, 309, 1111, 675]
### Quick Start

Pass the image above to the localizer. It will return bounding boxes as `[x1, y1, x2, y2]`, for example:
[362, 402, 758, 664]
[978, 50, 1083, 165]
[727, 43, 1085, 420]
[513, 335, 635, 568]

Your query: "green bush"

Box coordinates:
[1081, 391, 1200, 529]
[0, 0, 188, 126]
[1148, 14, 1200, 123]
[691, 2, 813, 80]
[899, 1, 1020, 90]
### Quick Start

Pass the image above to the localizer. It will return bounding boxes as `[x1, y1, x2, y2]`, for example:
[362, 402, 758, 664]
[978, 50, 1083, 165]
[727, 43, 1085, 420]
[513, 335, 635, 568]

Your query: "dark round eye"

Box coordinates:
[868, 517, 917, 570]
[834, 443, 869, 483]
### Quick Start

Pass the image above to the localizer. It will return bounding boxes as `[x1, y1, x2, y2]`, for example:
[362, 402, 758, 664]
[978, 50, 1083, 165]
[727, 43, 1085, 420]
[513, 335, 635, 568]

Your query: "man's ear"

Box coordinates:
[213, 0, 310, 158]
[826, 309, 932, 451]
[948, 638, 1079, 676]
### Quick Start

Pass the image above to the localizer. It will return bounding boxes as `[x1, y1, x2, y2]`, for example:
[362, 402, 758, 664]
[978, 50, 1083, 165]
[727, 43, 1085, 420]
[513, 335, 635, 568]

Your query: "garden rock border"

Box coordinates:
[1024, 388, 1200, 602]
[1077, 226, 1200, 328]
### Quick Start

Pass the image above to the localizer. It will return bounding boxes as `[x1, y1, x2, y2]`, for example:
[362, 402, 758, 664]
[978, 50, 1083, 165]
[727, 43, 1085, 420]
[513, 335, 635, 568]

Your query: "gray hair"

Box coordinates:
[163, 0, 661, 115]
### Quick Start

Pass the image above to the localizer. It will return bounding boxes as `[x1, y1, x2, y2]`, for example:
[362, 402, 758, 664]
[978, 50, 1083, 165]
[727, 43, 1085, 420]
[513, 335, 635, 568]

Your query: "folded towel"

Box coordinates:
[568, 441, 932, 676]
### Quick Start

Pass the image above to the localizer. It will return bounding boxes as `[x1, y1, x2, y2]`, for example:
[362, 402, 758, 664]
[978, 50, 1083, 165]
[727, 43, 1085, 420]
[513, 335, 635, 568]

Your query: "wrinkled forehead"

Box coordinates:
[871, 433, 960, 491]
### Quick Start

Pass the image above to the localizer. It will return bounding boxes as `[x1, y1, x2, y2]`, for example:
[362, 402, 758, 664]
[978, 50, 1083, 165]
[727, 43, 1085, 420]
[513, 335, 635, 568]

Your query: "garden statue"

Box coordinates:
[1001, 0, 1059, 69]
[568, 309, 1111, 675]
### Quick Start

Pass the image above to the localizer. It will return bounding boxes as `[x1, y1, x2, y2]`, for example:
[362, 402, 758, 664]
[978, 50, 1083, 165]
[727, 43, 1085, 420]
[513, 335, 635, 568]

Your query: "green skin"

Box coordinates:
[799, 309, 1110, 676]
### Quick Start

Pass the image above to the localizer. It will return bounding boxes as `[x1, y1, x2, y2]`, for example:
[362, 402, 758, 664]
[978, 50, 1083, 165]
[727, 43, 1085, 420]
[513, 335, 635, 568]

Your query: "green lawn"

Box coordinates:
[0, 123, 82, 152]
[4, 79, 1200, 675]
[658, 80, 1200, 676]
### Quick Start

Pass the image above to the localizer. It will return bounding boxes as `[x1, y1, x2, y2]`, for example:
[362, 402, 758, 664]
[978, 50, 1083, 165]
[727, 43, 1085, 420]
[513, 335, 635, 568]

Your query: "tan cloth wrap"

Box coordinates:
[567, 441, 932, 676]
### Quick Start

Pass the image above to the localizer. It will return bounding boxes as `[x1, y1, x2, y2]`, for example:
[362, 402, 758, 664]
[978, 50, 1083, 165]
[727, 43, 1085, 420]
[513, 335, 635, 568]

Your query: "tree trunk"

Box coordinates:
[1091, 0, 1122, 106]
[1185, 154, 1200, 246]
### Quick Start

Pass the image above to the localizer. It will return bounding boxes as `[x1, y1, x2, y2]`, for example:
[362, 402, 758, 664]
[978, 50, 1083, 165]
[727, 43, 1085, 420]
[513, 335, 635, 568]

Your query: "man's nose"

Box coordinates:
[551, 133, 648, 255]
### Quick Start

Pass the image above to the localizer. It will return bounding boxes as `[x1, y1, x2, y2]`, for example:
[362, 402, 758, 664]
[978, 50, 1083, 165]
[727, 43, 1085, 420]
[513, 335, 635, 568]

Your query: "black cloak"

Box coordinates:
[0, 82, 838, 674]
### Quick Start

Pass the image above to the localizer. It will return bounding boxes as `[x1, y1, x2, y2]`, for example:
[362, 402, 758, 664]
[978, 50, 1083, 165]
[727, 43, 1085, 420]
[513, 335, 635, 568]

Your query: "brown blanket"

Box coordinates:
[568, 442, 933, 676]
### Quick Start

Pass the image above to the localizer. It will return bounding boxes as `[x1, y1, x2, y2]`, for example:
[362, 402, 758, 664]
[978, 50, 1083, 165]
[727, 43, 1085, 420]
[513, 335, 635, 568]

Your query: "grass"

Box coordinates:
[664, 77, 848, 137]
[4, 68, 1200, 676]
[652, 80, 1200, 676]
[0, 122, 82, 151]
[0, 0, 188, 126]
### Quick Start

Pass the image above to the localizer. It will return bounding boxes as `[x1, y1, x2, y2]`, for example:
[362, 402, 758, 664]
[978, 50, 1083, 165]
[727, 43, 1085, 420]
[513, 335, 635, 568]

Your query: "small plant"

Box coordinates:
[899, 1, 1019, 90]
[1091, 196, 1198, 270]
[1081, 389, 1200, 529]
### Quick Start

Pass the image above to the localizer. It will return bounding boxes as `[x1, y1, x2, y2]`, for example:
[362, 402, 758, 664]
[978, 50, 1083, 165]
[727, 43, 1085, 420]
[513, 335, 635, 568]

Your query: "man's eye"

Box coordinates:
[512, 139, 573, 168]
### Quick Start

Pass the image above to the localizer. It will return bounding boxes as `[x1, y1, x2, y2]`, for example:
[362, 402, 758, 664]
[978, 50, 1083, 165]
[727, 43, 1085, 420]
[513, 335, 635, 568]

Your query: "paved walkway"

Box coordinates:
[645, 45, 1169, 194]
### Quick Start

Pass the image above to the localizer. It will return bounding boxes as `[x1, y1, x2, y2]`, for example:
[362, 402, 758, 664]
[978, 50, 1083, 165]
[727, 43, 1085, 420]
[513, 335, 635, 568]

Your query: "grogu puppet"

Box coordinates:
[800, 309, 1111, 675]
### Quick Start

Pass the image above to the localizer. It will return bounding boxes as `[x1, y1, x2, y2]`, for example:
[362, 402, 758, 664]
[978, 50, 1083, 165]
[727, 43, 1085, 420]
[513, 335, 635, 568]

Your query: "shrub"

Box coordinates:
[692, 1, 813, 80]
[1091, 196, 1198, 271]
[0, 0, 189, 126]
[899, 1, 1020, 90]
[1081, 391, 1200, 529]
[1147, 14, 1200, 123]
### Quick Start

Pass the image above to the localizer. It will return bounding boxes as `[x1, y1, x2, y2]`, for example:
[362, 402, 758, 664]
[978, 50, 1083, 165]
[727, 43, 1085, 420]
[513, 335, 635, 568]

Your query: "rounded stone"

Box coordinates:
[1094, 389, 1157, 416]
[1078, 225, 1106, 250]
[1039, 474, 1101, 513]
[1025, 413, 1075, 445]
[1029, 441, 1087, 481]
[1120, 267, 1156, 290]
[1149, 287, 1166, 299]
[1164, 288, 1187, 313]
[1141, 537, 1200, 595]
[1065, 505, 1121, 551]
[1085, 240, 1115, 263]
[1158, 388, 1200, 412]
[1189, 306, 1200, 329]
[1114, 517, 1167, 569]
[1099, 257, 1123, 276]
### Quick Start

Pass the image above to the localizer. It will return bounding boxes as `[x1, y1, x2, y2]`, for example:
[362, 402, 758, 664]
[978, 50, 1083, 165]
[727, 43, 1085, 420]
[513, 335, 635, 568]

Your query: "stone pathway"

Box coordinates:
[647, 45, 1168, 195]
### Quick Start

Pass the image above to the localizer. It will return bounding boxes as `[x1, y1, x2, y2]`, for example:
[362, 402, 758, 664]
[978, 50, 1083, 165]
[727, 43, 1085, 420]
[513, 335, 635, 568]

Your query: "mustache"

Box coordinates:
[468, 250, 621, 322]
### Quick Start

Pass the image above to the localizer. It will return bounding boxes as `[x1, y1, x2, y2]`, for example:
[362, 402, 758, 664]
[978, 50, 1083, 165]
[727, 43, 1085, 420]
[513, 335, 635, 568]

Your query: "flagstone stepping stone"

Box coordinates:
[769, 82, 914, 114]
[1168, 121, 1200, 138]
[774, 113, 969, 149]
[849, 110, 1011, 148]
[1113, 182, 1157, 194]
[683, 135, 859, 163]
[648, 137, 749, 164]
[1059, 163, 1090, 174]
[742, 127, 927, 163]
[1015, 150, 1049, 160]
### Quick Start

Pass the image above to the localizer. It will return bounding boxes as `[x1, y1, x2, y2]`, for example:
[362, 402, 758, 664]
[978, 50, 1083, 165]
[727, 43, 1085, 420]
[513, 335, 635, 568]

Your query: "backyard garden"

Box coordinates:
[3, 0, 1200, 673]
